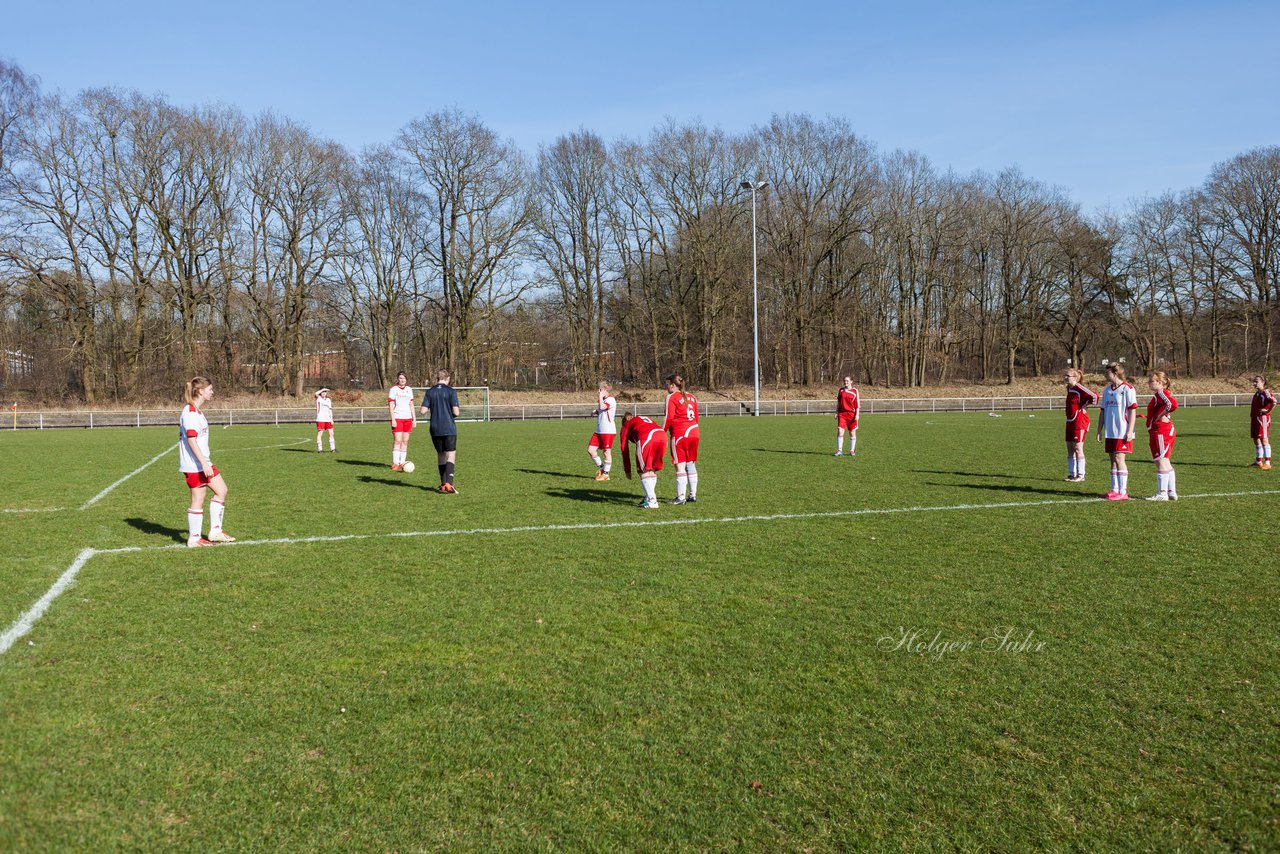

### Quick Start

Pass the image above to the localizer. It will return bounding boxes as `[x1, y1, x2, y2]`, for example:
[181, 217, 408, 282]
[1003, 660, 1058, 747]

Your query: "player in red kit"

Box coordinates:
[620, 411, 668, 509]
[1144, 371, 1179, 501]
[834, 376, 860, 457]
[663, 374, 700, 504]
[1249, 375, 1273, 469]
[1063, 368, 1098, 482]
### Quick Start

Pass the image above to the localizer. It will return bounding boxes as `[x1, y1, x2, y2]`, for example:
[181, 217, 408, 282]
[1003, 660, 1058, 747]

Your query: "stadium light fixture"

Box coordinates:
[740, 181, 768, 416]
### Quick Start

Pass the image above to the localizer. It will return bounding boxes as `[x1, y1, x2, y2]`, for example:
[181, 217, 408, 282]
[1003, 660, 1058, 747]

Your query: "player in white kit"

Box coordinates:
[178, 377, 236, 547]
[588, 381, 618, 480]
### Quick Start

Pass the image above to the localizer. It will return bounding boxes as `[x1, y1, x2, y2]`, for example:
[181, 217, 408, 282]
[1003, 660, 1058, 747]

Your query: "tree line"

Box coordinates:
[1, 59, 1277, 402]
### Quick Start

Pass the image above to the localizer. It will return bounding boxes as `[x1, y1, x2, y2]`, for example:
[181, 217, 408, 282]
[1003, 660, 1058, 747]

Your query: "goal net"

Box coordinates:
[410, 386, 490, 423]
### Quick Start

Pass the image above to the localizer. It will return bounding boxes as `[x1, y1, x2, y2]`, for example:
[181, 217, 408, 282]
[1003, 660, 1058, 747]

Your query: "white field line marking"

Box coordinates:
[0, 548, 97, 655]
[218, 438, 311, 453]
[2, 507, 67, 514]
[79, 443, 178, 510]
[4, 488, 1278, 660]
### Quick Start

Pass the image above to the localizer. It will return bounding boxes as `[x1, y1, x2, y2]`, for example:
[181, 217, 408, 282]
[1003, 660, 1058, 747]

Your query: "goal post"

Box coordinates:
[410, 386, 490, 423]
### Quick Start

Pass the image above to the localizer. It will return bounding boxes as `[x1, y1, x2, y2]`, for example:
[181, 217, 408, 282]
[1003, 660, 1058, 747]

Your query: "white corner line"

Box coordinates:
[4, 488, 1278, 660]
[0, 548, 98, 656]
[79, 443, 178, 510]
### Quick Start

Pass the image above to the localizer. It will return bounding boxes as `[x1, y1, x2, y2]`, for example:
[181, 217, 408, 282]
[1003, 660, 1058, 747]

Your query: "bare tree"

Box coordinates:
[531, 130, 613, 389]
[399, 109, 531, 381]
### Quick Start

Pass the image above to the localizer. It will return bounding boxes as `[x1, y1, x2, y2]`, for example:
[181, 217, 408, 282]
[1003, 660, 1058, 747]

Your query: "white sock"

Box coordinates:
[642, 477, 657, 503]
[849, 434, 857, 454]
[1169, 470, 1177, 494]
[1265, 444, 1272, 461]
[188, 510, 203, 540]
[590, 452, 601, 469]
[1067, 455, 1076, 478]
[836, 436, 844, 453]
[1078, 458, 1085, 479]
[329, 436, 336, 450]
[1118, 471, 1129, 495]
[603, 461, 611, 474]
[317, 437, 324, 451]
[1110, 470, 1119, 492]
[676, 474, 688, 500]
[209, 499, 225, 534]
[687, 462, 698, 497]
[393, 450, 404, 465]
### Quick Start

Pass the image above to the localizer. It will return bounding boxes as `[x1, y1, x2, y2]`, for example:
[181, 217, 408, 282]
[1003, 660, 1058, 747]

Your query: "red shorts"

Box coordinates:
[1149, 425, 1175, 460]
[589, 432, 615, 450]
[183, 466, 220, 488]
[1252, 414, 1271, 441]
[316, 421, 334, 431]
[637, 432, 667, 472]
[671, 432, 700, 464]
[1066, 414, 1090, 444]
[1105, 437, 1134, 455]
[837, 413, 859, 431]
[392, 418, 414, 433]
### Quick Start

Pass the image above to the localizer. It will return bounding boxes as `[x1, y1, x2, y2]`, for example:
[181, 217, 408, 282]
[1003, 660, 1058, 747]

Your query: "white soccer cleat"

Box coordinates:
[1144, 494, 1169, 502]
[188, 537, 213, 548]
[207, 531, 237, 543]
[639, 499, 659, 510]
[1168, 493, 1178, 501]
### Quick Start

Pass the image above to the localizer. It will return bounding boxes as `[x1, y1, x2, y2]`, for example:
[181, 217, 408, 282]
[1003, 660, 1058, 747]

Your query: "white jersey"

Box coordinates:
[1100, 382, 1137, 439]
[595, 395, 617, 434]
[316, 396, 333, 423]
[178, 405, 210, 473]
[388, 385, 415, 419]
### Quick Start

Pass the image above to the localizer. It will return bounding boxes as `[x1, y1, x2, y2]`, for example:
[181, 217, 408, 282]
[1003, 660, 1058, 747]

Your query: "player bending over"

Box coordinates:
[620, 411, 668, 510]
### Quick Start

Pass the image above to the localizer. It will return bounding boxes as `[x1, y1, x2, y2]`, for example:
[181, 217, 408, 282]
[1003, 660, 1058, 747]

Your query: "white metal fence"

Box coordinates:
[1, 393, 1258, 430]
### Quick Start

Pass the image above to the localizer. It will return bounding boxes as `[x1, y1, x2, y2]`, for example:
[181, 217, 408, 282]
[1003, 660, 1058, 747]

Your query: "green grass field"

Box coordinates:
[2, 409, 1278, 851]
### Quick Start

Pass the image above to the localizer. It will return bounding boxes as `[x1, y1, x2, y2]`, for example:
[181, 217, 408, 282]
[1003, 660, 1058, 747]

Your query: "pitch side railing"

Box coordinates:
[1, 393, 1258, 429]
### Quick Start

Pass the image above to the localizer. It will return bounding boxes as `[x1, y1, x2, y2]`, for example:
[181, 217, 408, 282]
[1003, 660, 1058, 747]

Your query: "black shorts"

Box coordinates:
[431, 433, 457, 453]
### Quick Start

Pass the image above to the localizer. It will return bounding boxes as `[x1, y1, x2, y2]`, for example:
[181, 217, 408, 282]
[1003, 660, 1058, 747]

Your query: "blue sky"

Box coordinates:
[5, 0, 1278, 213]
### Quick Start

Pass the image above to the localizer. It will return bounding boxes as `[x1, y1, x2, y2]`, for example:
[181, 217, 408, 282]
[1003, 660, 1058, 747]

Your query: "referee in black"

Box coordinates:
[419, 369, 461, 493]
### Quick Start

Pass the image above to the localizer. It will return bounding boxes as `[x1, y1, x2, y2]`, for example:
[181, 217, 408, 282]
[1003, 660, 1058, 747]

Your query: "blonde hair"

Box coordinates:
[436, 369, 451, 383]
[184, 377, 211, 406]
[1105, 363, 1127, 383]
[599, 381, 612, 394]
[1065, 367, 1083, 382]
[1150, 370, 1171, 390]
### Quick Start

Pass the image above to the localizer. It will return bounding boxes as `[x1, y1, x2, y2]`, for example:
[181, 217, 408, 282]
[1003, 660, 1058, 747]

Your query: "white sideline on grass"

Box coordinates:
[3, 489, 1278, 658]
[79, 443, 178, 510]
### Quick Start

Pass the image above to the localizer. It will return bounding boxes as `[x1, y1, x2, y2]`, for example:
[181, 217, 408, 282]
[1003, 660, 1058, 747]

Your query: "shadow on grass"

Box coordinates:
[922, 481, 1088, 498]
[545, 487, 637, 505]
[125, 517, 186, 544]
[517, 468, 584, 479]
[358, 475, 440, 493]
[912, 469, 1061, 483]
[751, 448, 834, 457]
[337, 458, 394, 468]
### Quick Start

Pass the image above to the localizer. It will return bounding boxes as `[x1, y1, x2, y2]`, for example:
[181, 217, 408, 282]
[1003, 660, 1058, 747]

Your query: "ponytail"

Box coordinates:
[1150, 370, 1171, 391]
[185, 376, 211, 406]
[666, 373, 688, 407]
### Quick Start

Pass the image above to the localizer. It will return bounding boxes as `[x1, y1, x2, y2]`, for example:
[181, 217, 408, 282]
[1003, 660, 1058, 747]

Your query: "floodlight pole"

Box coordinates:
[741, 180, 767, 416]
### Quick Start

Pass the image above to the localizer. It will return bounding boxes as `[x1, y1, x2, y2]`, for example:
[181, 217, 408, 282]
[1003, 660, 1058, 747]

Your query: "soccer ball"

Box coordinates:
[402, 461, 416, 473]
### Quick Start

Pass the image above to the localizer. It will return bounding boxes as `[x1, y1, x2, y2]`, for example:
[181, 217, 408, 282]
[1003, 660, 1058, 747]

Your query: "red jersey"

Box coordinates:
[1252, 389, 1275, 420]
[1146, 389, 1178, 429]
[620, 415, 667, 477]
[1065, 384, 1098, 423]
[837, 387, 860, 416]
[664, 392, 699, 433]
